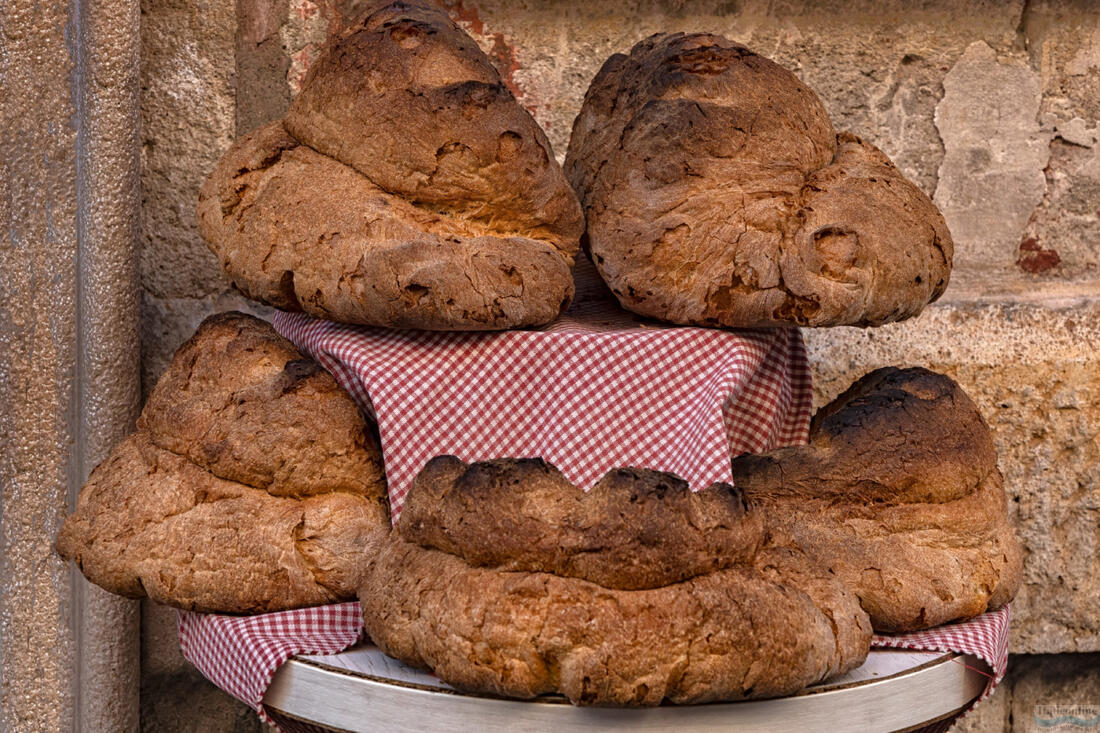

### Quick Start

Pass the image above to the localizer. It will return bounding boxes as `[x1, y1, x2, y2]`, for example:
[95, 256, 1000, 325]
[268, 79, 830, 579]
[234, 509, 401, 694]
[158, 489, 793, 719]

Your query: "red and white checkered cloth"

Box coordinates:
[178, 602, 1011, 730]
[873, 605, 1010, 706]
[179, 602, 363, 722]
[269, 296, 812, 518]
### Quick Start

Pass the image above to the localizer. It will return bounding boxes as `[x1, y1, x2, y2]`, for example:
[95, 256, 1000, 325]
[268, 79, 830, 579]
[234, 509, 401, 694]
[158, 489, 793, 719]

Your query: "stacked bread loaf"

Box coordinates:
[58, 0, 1020, 708]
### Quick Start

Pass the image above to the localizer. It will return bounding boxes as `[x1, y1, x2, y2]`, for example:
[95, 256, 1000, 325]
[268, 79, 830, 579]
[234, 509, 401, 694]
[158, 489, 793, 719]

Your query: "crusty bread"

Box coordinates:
[57, 313, 391, 613]
[398, 457, 761, 590]
[361, 457, 871, 705]
[198, 1, 582, 331]
[565, 33, 952, 328]
[734, 367, 1022, 632]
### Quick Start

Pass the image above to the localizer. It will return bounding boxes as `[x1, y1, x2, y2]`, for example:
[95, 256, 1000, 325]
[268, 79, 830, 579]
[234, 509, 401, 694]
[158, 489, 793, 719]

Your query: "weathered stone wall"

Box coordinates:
[1, 0, 142, 730]
[137, 0, 1099, 729]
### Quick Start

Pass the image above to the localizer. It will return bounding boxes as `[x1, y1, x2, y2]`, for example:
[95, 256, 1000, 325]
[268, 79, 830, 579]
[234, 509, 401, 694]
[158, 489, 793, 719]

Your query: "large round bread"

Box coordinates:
[197, 0, 583, 331]
[565, 33, 952, 328]
[733, 367, 1022, 631]
[57, 312, 391, 613]
[361, 457, 871, 705]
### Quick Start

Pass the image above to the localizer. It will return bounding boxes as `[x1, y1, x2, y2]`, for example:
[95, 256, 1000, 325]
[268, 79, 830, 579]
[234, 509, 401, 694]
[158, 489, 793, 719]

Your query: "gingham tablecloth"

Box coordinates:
[268, 274, 813, 518]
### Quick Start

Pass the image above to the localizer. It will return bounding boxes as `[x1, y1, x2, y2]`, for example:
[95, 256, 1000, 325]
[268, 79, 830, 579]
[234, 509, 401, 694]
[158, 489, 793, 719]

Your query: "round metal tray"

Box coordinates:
[263, 644, 988, 733]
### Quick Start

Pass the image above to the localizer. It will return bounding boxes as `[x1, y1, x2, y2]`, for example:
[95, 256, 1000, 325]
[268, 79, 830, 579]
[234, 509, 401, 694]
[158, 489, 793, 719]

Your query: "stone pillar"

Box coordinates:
[0, 0, 142, 730]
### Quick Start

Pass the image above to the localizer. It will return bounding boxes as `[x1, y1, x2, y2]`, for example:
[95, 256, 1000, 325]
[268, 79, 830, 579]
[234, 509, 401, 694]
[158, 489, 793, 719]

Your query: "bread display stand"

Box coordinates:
[262, 645, 988, 733]
[169, 284, 1012, 731]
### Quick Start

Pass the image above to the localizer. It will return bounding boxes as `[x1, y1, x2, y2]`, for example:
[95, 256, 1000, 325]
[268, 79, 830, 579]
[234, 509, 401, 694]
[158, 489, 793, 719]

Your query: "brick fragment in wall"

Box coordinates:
[805, 300, 1100, 654]
[141, 0, 237, 300]
[934, 41, 1052, 292]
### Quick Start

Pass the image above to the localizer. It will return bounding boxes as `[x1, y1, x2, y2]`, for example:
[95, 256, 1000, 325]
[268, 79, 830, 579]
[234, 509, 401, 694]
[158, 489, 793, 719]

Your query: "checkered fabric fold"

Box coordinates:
[872, 604, 1011, 705]
[178, 602, 362, 724]
[270, 301, 812, 519]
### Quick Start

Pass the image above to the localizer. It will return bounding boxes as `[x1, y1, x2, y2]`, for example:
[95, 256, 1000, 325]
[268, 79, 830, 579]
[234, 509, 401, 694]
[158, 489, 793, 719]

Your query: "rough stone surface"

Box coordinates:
[140, 0, 237, 300]
[1011, 654, 1100, 733]
[805, 300, 1100, 654]
[953, 684, 1011, 733]
[142, 602, 190, 678]
[1021, 1, 1100, 286]
[236, 0, 292, 135]
[77, 0, 146, 727]
[2, 0, 143, 729]
[0, 1, 80, 721]
[141, 671, 263, 733]
[140, 601, 262, 733]
[952, 652, 1100, 733]
[934, 42, 1052, 293]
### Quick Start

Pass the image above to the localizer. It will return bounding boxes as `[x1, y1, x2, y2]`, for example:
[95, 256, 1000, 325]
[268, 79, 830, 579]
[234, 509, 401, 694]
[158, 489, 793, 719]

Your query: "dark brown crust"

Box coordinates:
[286, 1, 581, 249]
[400, 456, 760, 590]
[734, 367, 1023, 631]
[57, 313, 391, 613]
[198, 122, 575, 330]
[564, 33, 952, 328]
[198, 1, 583, 331]
[141, 311, 385, 498]
[58, 433, 389, 613]
[362, 458, 871, 705]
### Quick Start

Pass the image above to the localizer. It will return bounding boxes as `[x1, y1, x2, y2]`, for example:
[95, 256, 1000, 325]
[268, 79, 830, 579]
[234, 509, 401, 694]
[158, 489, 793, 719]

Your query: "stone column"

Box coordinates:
[0, 0, 142, 730]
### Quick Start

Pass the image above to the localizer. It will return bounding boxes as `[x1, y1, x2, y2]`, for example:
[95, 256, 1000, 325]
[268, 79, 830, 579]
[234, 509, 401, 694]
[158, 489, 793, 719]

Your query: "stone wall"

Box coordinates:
[1, 0, 142, 730]
[137, 0, 1099, 729]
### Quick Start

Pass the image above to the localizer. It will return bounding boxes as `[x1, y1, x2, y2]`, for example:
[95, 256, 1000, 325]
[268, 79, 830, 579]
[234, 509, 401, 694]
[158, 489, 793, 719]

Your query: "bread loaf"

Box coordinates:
[361, 456, 871, 705]
[733, 367, 1022, 631]
[57, 313, 391, 613]
[198, 1, 583, 331]
[565, 33, 952, 328]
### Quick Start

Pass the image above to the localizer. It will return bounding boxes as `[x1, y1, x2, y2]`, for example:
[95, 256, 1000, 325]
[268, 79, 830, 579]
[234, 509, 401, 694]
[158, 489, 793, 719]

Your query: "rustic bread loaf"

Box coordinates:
[197, 1, 582, 331]
[57, 313, 391, 613]
[398, 457, 761, 590]
[733, 367, 1022, 632]
[565, 33, 952, 328]
[361, 457, 871, 705]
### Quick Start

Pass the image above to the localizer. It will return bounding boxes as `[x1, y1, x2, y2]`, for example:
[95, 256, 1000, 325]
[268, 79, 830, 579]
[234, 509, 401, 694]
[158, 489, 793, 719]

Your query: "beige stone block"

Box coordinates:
[140, 0, 236, 300]
[1019, 1, 1100, 288]
[805, 299, 1100, 653]
[1010, 654, 1100, 733]
[934, 41, 1051, 292]
[141, 671, 263, 733]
